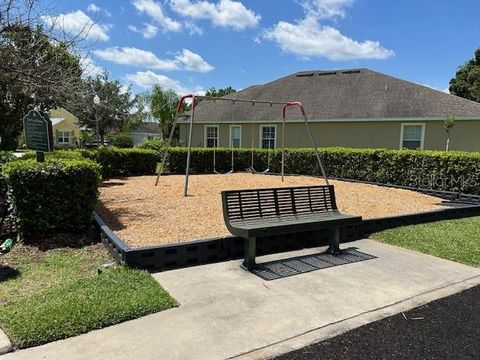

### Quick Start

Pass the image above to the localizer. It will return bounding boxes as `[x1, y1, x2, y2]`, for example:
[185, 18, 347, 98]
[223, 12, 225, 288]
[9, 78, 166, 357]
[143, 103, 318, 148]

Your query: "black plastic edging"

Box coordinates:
[94, 184, 480, 272]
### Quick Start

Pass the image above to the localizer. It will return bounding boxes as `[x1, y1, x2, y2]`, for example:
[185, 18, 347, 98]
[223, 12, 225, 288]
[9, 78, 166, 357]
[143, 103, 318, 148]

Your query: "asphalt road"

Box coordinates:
[276, 285, 480, 360]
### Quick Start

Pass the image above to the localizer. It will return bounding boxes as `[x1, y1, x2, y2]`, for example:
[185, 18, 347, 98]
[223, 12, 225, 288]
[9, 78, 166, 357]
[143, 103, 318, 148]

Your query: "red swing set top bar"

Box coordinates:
[282, 102, 306, 118]
[280, 101, 329, 185]
[177, 94, 196, 112]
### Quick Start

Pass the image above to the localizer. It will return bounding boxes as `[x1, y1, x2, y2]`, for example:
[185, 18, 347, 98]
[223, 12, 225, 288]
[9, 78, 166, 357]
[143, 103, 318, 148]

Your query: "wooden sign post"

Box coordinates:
[23, 110, 53, 162]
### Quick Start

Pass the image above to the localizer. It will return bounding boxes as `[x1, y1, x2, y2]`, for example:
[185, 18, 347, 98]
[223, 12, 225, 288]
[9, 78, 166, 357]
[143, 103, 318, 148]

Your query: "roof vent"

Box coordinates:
[318, 71, 337, 76]
[341, 69, 361, 74]
[296, 73, 315, 77]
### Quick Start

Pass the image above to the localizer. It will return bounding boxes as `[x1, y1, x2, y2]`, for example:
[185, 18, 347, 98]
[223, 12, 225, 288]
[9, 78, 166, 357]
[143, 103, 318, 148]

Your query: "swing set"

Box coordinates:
[154, 94, 329, 197]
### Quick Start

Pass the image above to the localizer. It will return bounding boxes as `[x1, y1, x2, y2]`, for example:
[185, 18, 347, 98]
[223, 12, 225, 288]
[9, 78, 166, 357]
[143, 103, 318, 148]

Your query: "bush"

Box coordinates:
[0, 151, 15, 236]
[80, 147, 161, 178]
[138, 138, 166, 152]
[2, 158, 101, 235]
[110, 133, 134, 148]
[166, 147, 480, 194]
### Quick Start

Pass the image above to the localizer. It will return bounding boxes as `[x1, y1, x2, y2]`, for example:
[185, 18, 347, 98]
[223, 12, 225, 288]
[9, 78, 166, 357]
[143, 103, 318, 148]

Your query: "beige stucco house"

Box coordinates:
[178, 69, 480, 151]
[49, 107, 82, 148]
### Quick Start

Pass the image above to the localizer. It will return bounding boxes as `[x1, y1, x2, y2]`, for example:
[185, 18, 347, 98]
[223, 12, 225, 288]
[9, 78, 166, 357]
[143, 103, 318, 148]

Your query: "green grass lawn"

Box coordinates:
[371, 216, 480, 268]
[0, 241, 177, 349]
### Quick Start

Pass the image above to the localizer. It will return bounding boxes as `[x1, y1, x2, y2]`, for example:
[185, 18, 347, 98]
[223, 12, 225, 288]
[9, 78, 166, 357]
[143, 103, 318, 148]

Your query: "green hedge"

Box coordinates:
[167, 147, 480, 195]
[110, 133, 134, 148]
[137, 138, 166, 152]
[80, 147, 161, 178]
[2, 158, 101, 235]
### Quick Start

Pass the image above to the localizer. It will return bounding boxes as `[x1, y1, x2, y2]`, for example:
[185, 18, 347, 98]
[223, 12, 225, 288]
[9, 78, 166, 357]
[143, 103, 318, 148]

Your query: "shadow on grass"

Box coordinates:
[23, 226, 102, 251]
[0, 265, 20, 282]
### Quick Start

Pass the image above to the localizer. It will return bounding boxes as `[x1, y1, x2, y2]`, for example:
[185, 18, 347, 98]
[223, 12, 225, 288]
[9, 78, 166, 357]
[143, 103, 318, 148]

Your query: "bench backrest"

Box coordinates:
[222, 185, 338, 222]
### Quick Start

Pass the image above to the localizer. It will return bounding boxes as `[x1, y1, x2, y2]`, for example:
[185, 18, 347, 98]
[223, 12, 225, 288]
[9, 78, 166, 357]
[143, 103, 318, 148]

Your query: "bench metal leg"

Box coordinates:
[241, 236, 256, 270]
[326, 227, 341, 255]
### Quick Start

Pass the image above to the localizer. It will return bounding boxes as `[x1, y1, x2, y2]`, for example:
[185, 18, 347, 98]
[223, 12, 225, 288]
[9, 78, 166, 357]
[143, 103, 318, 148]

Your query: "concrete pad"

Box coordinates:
[3, 239, 480, 360]
[0, 328, 13, 355]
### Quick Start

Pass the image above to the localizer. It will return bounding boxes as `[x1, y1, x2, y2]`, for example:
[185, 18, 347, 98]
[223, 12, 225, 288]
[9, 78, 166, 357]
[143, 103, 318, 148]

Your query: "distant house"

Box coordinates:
[49, 108, 82, 148]
[178, 68, 480, 151]
[130, 123, 161, 146]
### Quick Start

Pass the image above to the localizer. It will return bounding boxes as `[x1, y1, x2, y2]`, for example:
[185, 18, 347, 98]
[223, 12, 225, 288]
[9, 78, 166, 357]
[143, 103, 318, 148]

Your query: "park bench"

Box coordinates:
[221, 185, 363, 270]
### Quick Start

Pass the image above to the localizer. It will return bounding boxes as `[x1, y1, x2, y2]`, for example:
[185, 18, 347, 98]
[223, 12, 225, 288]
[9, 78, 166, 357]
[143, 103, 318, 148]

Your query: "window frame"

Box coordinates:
[58, 130, 70, 144]
[400, 123, 425, 150]
[229, 125, 242, 149]
[259, 124, 277, 149]
[204, 125, 219, 148]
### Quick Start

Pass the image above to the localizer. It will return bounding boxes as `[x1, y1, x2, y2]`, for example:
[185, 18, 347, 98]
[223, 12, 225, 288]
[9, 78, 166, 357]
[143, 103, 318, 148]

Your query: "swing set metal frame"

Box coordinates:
[154, 94, 329, 197]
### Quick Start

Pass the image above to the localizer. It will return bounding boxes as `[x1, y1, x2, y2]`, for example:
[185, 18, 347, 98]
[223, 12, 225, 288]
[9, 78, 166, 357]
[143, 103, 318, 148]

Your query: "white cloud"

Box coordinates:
[126, 71, 204, 94]
[132, 0, 181, 32]
[184, 21, 204, 35]
[175, 49, 213, 72]
[262, 1, 393, 61]
[41, 10, 110, 41]
[128, 23, 159, 38]
[419, 83, 451, 94]
[94, 47, 179, 70]
[87, 3, 112, 17]
[93, 47, 214, 72]
[87, 3, 101, 12]
[303, 0, 354, 19]
[264, 15, 394, 61]
[170, 0, 260, 30]
[81, 56, 103, 77]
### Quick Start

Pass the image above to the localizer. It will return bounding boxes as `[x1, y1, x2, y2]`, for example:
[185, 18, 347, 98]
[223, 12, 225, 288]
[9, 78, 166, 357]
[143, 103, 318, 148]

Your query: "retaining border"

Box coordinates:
[94, 182, 480, 271]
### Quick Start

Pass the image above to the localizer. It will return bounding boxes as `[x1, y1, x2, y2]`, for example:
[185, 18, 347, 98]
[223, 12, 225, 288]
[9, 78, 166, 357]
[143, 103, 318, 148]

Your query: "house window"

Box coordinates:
[58, 131, 70, 144]
[230, 125, 241, 148]
[204, 125, 218, 147]
[400, 124, 425, 149]
[260, 125, 276, 149]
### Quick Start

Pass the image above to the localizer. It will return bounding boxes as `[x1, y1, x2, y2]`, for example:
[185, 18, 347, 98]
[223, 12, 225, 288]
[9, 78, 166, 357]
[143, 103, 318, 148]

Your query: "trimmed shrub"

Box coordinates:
[0, 151, 15, 236]
[166, 147, 480, 194]
[137, 138, 166, 152]
[2, 158, 101, 235]
[80, 147, 161, 178]
[110, 133, 134, 148]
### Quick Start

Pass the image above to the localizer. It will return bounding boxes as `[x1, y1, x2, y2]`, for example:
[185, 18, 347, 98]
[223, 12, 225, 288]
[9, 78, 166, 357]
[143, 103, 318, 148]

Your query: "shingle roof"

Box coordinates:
[187, 69, 480, 122]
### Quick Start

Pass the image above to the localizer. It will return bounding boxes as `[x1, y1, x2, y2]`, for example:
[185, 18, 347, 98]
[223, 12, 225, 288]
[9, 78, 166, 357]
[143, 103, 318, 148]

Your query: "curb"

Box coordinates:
[0, 328, 13, 355]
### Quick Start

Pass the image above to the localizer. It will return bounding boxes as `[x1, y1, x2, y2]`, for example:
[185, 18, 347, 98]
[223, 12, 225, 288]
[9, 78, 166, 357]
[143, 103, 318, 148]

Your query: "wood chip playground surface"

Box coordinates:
[97, 173, 447, 248]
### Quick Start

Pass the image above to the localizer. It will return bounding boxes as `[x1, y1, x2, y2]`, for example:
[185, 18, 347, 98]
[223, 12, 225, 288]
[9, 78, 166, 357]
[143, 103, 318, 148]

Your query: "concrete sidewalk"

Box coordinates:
[3, 239, 480, 360]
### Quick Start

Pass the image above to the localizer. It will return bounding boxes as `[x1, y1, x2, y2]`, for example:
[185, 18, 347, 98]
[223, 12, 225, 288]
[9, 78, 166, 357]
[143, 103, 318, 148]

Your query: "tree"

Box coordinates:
[151, 85, 178, 138]
[0, 25, 83, 149]
[65, 72, 136, 144]
[449, 48, 480, 102]
[0, 0, 88, 150]
[444, 115, 456, 152]
[123, 91, 153, 132]
[205, 86, 236, 98]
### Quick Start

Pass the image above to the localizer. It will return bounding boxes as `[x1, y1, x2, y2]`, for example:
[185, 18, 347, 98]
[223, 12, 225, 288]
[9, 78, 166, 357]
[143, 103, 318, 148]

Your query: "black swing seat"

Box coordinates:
[221, 185, 362, 270]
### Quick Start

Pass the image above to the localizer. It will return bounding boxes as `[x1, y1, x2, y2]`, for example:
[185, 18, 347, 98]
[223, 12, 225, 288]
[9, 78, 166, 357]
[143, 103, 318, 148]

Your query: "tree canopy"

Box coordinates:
[205, 86, 236, 98]
[65, 72, 135, 143]
[151, 85, 179, 138]
[0, 19, 83, 149]
[449, 48, 480, 103]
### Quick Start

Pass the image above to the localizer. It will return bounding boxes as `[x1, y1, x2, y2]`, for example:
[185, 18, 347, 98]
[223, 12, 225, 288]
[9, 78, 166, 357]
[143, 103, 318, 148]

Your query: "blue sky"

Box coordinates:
[43, 0, 480, 95]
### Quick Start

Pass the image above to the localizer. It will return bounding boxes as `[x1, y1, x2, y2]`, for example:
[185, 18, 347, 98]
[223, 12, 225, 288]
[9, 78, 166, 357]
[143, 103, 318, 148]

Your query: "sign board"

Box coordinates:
[23, 110, 53, 152]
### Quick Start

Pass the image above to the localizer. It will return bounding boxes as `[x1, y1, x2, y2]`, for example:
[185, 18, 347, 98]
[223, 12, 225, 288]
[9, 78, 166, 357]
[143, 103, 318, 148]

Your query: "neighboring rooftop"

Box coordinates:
[189, 68, 480, 122]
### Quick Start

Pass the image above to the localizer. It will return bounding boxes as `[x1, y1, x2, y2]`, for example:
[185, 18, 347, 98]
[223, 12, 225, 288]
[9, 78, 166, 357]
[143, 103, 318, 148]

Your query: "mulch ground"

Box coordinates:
[97, 174, 446, 247]
[276, 285, 480, 360]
